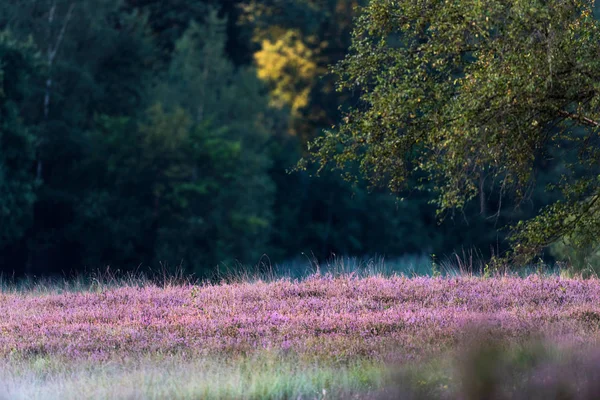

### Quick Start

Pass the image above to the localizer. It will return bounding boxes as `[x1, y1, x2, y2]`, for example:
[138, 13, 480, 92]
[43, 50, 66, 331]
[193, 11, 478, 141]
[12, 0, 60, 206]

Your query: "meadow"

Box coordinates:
[2, 261, 600, 399]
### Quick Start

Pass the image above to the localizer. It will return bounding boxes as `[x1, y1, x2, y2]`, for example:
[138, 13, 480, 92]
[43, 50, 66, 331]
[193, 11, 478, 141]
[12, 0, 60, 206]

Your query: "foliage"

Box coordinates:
[242, 0, 365, 140]
[304, 0, 600, 264]
[548, 195, 600, 274]
[0, 0, 155, 274]
[77, 11, 277, 274]
[254, 30, 319, 116]
[2, 0, 596, 277]
[0, 32, 39, 250]
[156, 11, 276, 271]
[551, 239, 600, 276]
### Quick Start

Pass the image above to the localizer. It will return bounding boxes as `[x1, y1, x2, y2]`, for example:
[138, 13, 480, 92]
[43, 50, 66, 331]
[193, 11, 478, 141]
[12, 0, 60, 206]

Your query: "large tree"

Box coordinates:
[304, 0, 600, 264]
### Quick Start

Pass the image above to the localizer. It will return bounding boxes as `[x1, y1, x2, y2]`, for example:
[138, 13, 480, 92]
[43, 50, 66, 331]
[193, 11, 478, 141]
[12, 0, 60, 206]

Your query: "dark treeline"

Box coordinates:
[0, 0, 558, 277]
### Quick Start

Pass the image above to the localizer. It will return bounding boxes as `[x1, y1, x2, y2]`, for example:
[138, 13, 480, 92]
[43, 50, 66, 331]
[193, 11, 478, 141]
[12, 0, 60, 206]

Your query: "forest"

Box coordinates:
[0, 0, 597, 278]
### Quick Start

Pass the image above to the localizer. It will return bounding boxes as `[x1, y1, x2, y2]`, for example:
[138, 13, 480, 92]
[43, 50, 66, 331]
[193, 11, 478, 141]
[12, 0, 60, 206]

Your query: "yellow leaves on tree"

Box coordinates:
[254, 31, 320, 119]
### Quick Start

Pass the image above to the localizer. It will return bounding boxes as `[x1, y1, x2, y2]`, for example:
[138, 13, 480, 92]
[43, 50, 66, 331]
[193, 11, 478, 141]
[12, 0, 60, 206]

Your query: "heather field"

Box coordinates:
[3, 274, 600, 398]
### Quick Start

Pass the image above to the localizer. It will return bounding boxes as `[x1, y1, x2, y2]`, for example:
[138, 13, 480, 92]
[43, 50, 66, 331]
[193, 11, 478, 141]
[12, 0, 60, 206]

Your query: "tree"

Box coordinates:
[124, 0, 252, 65]
[155, 11, 277, 270]
[242, 0, 366, 140]
[243, 0, 482, 263]
[79, 11, 278, 274]
[304, 0, 600, 264]
[0, 32, 39, 252]
[1, 0, 154, 274]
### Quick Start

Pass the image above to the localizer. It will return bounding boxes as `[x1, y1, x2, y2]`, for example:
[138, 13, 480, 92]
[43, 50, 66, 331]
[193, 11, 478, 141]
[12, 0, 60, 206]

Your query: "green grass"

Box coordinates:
[0, 353, 390, 400]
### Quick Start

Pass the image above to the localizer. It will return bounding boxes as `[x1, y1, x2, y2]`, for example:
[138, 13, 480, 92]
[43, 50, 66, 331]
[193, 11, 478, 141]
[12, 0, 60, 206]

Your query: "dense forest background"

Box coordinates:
[0, 0, 576, 277]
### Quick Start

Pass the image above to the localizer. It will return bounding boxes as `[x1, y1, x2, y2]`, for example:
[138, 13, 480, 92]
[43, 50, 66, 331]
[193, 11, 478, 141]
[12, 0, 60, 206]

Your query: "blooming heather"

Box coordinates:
[2, 276, 600, 360]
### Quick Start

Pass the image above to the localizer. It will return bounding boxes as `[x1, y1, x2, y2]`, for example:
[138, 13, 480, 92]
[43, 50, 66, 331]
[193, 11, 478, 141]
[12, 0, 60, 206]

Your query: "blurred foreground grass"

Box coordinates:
[4, 340, 600, 399]
[0, 353, 388, 400]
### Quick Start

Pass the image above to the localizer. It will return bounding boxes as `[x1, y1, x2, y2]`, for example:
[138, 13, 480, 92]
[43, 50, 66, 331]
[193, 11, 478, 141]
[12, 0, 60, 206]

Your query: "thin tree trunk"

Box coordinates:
[28, 1, 74, 275]
[37, 1, 74, 181]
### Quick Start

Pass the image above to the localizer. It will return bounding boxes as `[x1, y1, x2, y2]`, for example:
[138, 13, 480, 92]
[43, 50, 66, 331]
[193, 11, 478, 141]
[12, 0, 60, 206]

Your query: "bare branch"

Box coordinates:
[558, 110, 600, 128]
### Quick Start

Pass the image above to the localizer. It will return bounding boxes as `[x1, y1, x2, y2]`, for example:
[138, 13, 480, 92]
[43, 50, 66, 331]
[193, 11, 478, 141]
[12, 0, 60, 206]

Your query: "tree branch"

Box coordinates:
[558, 110, 600, 128]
